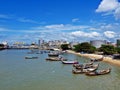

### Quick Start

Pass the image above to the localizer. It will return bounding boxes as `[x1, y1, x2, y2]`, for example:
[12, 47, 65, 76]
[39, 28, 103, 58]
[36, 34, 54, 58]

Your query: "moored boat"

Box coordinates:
[76, 63, 99, 70]
[46, 57, 61, 61]
[72, 64, 99, 74]
[48, 53, 59, 57]
[73, 62, 93, 68]
[61, 60, 78, 64]
[72, 69, 84, 74]
[46, 57, 67, 61]
[25, 56, 38, 59]
[85, 68, 111, 76]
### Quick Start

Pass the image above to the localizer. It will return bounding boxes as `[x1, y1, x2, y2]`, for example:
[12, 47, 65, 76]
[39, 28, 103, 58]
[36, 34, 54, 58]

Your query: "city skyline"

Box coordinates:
[0, 0, 120, 43]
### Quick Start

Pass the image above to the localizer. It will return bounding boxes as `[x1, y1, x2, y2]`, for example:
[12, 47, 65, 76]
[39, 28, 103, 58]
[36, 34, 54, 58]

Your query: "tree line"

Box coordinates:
[0, 44, 5, 50]
[60, 42, 120, 55]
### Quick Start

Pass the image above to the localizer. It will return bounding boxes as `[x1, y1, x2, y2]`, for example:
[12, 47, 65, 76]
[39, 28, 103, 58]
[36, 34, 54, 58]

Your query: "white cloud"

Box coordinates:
[34, 24, 90, 32]
[1, 23, 120, 43]
[45, 24, 64, 29]
[96, 0, 119, 12]
[114, 7, 120, 19]
[89, 28, 100, 31]
[70, 31, 100, 38]
[72, 18, 80, 22]
[96, 0, 120, 19]
[17, 18, 38, 24]
[100, 23, 120, 32]
[104, 31, 116, 38]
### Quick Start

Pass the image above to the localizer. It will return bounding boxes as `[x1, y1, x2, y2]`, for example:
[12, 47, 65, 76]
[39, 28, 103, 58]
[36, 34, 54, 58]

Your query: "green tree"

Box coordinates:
[61, 44, 69, 50]
[0, 44, 4, 50]
[80, 42, 96, 53]
[73, 42, 96, 53]
[73, 44, 81, 52]
[99, 45, 116, 55]
[116, 47, 120, 54]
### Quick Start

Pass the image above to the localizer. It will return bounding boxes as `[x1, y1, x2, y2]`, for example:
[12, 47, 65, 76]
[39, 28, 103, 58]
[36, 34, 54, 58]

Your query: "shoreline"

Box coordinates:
[66, 50, 120, 67]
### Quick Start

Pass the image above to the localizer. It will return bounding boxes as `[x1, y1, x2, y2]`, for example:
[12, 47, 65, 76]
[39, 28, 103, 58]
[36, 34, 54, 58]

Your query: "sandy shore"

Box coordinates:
[67, 50, 120, 67]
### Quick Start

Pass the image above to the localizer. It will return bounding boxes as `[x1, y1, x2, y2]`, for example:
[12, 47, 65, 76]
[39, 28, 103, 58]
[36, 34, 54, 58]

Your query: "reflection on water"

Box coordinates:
[0, 50, 120, 90]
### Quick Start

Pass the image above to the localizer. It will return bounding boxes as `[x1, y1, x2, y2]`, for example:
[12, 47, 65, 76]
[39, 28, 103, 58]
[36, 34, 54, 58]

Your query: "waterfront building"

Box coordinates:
[1, 41, 9, 49]
[38, 39, 44, 46]
[48, 40, 69, 49]
[38, 39, 41, 46]
[90, 40, 107, 48]
[11, 42, 30, 49]
[117, 39, 120, 47]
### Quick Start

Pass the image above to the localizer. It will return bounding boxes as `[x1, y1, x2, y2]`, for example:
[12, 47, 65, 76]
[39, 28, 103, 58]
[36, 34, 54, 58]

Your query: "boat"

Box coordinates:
[72, 68, 95, 74]
[85, 68, 111, 76]
[48, 53, 59, 57]
[46, 57, 61, 61]
[60, 57, 68, 61]
[61, 60, 78, 64]
[25, 56, 38, 59]
[73, 62, 93, 68]
[75, 63, 99, 70]
[36, 51, 43, 54]
[72, 64, 99, 74]
[46, 57, 67, 61]
[72, 69, 85, 74]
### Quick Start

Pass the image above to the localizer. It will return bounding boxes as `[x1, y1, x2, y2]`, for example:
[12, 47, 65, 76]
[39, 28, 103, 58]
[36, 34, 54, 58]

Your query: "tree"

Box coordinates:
[73, 42, 96, 53]
[80, 42, 96, 53]
[99, 45, 116, 55]
[0, 44, 5, 50]
[61, 44, 69, 50]
[115, 47, 120, 54]
[89, 46, 97, 53]
[73, 44, 81, 52]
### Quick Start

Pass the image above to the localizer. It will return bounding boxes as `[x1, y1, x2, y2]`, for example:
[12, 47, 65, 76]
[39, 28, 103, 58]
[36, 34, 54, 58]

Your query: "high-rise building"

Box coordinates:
[38, 39, 41, 46]
[117, 39, 120, 47]
[38, 39, 45, 47]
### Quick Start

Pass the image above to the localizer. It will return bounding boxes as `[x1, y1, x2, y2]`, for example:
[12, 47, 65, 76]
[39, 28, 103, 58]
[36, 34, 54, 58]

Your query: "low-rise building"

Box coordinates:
[90, 40, 107, 48]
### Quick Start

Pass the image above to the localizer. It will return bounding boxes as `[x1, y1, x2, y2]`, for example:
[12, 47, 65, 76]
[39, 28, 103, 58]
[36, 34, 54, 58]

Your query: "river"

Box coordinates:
[0, 49, 120, 90]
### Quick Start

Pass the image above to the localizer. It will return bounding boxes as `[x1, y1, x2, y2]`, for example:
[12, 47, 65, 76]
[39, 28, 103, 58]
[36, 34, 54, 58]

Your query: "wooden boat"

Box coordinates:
[72, 64, 99, 74]
[46, 57, 67, 61]
[25, 56, 38, 59]
[48, 53, 59, 57]
[75, 64, 99, 69]
[61, 60, 78, 64]
[90, 57, 104, 62]
[46, 57, 61, 61]
[73, 62, 93, 68]
[72, 69, 85, 74]
[60, 57, 68, 61]
[85, 68, 111, 76]
[36, 51, 43, 54]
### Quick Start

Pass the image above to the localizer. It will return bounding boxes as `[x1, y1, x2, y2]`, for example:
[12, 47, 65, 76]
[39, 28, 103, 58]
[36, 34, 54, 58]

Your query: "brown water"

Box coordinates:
[0, 49, 120, 90]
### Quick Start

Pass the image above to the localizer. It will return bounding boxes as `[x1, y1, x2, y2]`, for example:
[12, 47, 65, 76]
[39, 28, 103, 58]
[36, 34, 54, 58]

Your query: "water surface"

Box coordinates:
[0, 50, 120, 90]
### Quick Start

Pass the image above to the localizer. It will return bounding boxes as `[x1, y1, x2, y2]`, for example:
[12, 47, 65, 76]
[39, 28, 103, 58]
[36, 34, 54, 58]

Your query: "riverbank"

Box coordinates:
[66, 50, 120, 67]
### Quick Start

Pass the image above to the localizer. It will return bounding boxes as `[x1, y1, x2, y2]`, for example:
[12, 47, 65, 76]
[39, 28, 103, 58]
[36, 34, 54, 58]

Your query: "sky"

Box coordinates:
[0, 0, 120, 44]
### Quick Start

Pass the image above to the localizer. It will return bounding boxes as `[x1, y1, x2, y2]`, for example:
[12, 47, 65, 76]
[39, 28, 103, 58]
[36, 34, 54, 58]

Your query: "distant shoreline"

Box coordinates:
[66, 50, 120, 67]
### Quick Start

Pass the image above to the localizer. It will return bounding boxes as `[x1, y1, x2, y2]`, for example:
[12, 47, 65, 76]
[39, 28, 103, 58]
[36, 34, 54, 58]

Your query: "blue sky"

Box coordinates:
[0, 0, 120, 44]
